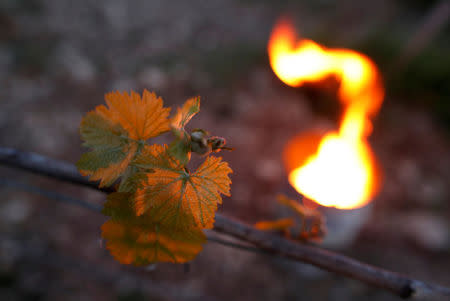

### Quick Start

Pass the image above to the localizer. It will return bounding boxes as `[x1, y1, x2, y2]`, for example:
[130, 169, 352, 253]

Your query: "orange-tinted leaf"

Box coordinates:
[191, 156, 232, 198]
[134, 144, 182, 171]
[169, 97, 200, 164]
[171, 97, 200, 133]
[276, 194, 327, 241]
[103, 89, 171, 140]
[135, 146, 232, 229]
[78, 91, 233, 265]
[102, 192, 205, 265]
[102, 220, 205, 265]
[77, 90, 171, 187]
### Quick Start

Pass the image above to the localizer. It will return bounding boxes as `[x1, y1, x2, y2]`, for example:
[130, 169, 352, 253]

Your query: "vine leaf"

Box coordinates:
[102, 192, 205, 265]
[169, 97, 200, 164]
[102, 90, 171, 140]
[77, 90, 170, 187]
[277, 195, 327, 241]
[77, 90, 233, 265]
[171, 97, 200, 132]
[134, 144, 232, 229]
[253, 195, 326, 241]
[134, 144, 182, 171]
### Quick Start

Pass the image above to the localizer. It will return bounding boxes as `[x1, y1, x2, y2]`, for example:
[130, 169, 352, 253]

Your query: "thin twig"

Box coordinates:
[206, 235, 270, 255]
[0, 177, 266, 257]
[0, 178, 102, 212]
[0, 147, 113, 193]
[1, 147, 449, 299]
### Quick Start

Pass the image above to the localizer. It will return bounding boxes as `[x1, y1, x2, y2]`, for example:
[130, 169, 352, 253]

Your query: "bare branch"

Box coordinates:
[0, 177, 273, 257]
[1, 147, 449, 299]
[0, 177, 102, 212]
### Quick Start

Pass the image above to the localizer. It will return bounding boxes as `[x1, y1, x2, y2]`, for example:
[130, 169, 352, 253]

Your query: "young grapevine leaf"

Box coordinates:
[171, 97, 200, 131]
[102, 90, 171, 140]
[169, 97, 200, 164]
[277, 195, 327, 241]
[77, 90, 170, 187]
[77, 112, 139, 187]
[134, 144, 182, 171]
[78, 90, 233, 265]
[254, 195, 326, 241]
[134, 145, 232, 229]
[102, 192, 205, 265]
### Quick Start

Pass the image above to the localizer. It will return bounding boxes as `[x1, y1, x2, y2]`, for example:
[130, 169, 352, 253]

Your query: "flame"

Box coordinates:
[269, 18, 384, 209]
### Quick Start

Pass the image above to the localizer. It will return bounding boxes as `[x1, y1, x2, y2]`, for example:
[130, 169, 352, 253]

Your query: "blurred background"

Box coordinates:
[0, 0, 449, 300]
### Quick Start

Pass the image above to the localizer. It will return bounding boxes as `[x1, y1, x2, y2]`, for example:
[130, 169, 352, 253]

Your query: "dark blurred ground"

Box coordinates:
[0, 0, 449, 300]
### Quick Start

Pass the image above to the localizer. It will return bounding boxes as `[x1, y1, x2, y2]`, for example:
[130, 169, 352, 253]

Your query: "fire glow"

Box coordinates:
[269, 18, 384, 209]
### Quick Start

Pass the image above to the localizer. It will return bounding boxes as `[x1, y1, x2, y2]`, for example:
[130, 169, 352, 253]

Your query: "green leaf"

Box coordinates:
[168, 133, 191, 166]
[77, 110, 138, 187]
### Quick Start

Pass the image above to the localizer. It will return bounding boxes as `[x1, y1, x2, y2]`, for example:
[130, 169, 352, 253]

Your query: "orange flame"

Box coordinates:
[269, 18, 384, 209]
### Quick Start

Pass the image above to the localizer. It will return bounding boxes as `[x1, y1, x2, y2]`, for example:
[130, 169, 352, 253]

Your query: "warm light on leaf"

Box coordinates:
[78, 90, 232, 265]
[103, 89, 171, 140]
[77, 90, 171, 187]
[134, 145, 232, 229]
[171, 97, 200, 131]
[169, 97, 200, 164]
[102, 192, 205, 265]
[134, 144, 182, 171]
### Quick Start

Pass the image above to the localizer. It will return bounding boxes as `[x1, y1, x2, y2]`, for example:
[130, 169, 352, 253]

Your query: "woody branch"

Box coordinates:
[0, 147, 449, 300]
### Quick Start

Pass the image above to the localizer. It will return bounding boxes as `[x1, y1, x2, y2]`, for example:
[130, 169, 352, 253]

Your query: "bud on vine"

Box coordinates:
[208, 136, 226, 153]
[189, 130, 232, 156]
[190, 129, 210, 155]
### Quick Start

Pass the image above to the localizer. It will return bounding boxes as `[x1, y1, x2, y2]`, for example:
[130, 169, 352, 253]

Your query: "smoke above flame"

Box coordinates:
[269, 18, 384, 209]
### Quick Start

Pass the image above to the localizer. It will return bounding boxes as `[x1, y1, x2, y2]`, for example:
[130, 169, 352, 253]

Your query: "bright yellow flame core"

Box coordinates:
[269, 19, 384, 209]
